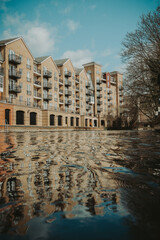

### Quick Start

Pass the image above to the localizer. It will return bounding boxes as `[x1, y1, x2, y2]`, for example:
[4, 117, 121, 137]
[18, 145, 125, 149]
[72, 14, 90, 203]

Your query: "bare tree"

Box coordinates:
[121, 6, 160, 125]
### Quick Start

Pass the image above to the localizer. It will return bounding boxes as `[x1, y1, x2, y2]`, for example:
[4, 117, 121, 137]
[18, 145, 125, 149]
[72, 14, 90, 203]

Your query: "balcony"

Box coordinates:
[108, 96, 112, 101]
[9, 54, 21, 64]
[96, 79, 102, 84]
[9, 69, 21, 79]
[111, 78, 116, 85]
[59, 78, 63, 85]
[65, 90, 72, 96]
[54, 76, 58, 81]
[27, 90, 32, 96]
[107, 89, 112, 94]
[64, 71, 71, 77]
[43, 94, 52, 101]
[43, 70, 52, 78]
[34, 92, 42, 99]
[119, 97, 123, 102]
[86, 97, 90, 102]
[34, 80, 41, 87]
[59, 99, 64, 104]
[76, 103, 80, 108]
[97, 107, 102, 112]
[26, 64, 31, 70]
[75, 78, 79, 83]
[97, 86, 102, 91]
[86, 82, 91, 88]
[101, 75, 106, 82]
[9, 85, 21, 93]
[65, 80, 71, 86]
[33, 66, 41, 76]
[0, 67, 4, 76]
[97, 100, 102, 105]
[65, 99, 72, 105]
[76, 94, 79, 100]
[86, 89, 92, 95]
[43, 82, 52, 89]
[33, 102, 41, 108]
[59, 89, 63, 94]
[86, 104, 91, 110]
[97, 94, 102, 98]
[89, 96, 94, 104]
[75, 87, 79, 92]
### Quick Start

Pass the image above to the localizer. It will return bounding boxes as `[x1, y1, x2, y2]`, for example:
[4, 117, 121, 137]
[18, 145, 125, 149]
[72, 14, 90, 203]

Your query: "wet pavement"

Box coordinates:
[0, 130, 160, 240]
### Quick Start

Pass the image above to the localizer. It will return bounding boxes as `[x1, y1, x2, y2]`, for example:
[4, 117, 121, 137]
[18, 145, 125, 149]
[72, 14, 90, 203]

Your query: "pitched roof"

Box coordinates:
[35, 56, 50, 63]
[0, 37, 20, 46]
[54, 58, 69, 66]
[74, 67, 83, 75]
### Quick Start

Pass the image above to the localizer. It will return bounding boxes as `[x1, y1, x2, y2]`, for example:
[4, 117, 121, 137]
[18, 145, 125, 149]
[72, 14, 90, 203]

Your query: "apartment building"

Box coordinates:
[0, 37, 123, 128]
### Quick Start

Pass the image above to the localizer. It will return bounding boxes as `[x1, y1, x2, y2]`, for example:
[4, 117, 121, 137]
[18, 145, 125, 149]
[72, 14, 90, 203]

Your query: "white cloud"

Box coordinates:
[67, 19, 79, 31]
[60, 6, 72, 14]
[101, 49, 112, 57]
[61, 49, 94, 67]
[0, 0, 11, 11]
[2, 13, 56, 56]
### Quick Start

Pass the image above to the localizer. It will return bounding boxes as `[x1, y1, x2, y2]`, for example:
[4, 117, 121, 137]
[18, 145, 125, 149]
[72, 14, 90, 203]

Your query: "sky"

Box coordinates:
[0, 0, 159, 72]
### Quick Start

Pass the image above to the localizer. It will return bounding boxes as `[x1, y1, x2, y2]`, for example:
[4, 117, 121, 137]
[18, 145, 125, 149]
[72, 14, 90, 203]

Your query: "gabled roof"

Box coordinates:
[54, 58, 69, 66]
[74, 67, 83, 75]
[0, 37, 20, 46]
[35, 56, 50, 63]
[83, 61, 102, 67]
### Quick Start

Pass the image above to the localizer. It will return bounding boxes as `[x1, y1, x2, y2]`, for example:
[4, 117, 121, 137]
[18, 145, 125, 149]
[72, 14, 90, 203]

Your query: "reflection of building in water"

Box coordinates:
[0, 131, 121, 234]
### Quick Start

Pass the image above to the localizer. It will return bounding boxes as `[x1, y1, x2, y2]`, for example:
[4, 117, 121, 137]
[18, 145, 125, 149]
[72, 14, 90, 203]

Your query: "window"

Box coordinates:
[72, 72, 74, 80]
[0, 76, 3, 91]
[54, 103, 57, 110]
[107, 76, 109, 80]
[43, 101, 48, 110]
[27, 72, 30, 82]
[65, 117, 68, 124]
[19, 82, 23, 89]
[96, 70, 100, 74]
[19, 96, 23, 102]
[27, 97, 31, 106]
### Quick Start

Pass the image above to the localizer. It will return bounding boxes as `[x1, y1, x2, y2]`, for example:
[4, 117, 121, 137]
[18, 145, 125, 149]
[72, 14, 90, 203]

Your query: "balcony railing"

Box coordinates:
[96, 79, 102, 84]
[97, 94, 102, 98]
[34, 80, 41, 87]
[64, 71, 71, 77]
[97, 100, 102, 105]
[26, 64, 31, 70]
[43, 82, 52, 89]
[75, 87, 79, 92]
[65, 90, 72, 96]
[33, 66, 41, 75]
[9, 54, 21, 64]
[59, 89, 63, 94]
[0, 67, 4, 76]
[59, 78, 63, 85]
[97, 86, 102, 91]
[76, 94, 79, 99]
[107, 89, 112, 94]
[97, 107, 102, 112]
[59, 99, 64, 104]
[43, 94, 52, 100]
[65, 80, 71, 86]
[43, 70, 52, 78]
[9, 85, 21, 93]
[108, 96, 112, 100]
[76, 103, 80, 108]
[86, 82, 91, 88]
[75, 78, 79, 83]
[33, 102, 41, 108]
[9, 69, 21, 79]
[86, 89, 92, 95]
[34, 92, 41, 98]
[65, 99, 72, 105]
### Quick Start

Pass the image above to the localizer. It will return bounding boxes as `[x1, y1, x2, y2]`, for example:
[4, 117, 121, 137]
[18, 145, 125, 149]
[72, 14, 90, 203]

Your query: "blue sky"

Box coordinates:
[0, 0, 159, 72]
